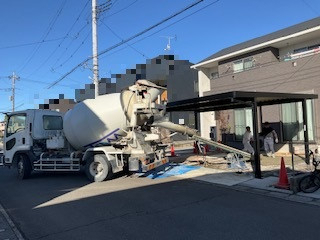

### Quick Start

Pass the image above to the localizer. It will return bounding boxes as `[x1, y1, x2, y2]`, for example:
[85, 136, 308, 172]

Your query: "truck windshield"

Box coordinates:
[6, 114, 26, 137]
[43, 115, 63, 130]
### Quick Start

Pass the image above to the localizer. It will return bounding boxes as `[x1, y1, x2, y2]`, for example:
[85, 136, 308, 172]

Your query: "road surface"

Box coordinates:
[0, 167, 318, 240]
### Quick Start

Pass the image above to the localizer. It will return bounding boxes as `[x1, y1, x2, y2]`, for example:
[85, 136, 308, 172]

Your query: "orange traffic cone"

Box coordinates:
[275, 157, 290, 189]
[170, 145, 176, 157]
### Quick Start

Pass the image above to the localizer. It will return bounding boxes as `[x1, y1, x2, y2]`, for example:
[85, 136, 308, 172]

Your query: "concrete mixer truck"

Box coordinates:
[0, 80, 201, 182]
[0, 80, 251, 181]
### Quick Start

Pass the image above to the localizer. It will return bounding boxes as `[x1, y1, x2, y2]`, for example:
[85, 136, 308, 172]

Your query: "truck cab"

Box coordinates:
[3, 109, 64, 178]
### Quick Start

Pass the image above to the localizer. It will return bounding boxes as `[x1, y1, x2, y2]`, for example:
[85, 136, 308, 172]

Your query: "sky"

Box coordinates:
[0, 0, 320, 120]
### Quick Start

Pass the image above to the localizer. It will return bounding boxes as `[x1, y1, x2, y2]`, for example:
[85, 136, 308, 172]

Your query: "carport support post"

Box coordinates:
[302, 99, 310, 164]
[194, 111, 198, 130]
[252, 100, 262, 178]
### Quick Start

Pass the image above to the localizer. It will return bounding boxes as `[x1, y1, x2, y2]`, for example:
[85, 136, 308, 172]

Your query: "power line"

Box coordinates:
[101, 0, 138, 20]
[26, 0, 91, 77]
[300, 0, 320, 16]
[51, 21, 91, 69]
[18, 0, 68, 73]
[49, 0, 207, 88]
[0, 37, 66, 50]
[100, 21, 148, 58]
[51, 30, 91, 72]
[98, 0, 220, 60]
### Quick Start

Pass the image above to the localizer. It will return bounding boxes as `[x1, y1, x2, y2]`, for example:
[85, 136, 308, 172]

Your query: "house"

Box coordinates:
[192, 17, 320, 152]
[38, 94, 76, 113]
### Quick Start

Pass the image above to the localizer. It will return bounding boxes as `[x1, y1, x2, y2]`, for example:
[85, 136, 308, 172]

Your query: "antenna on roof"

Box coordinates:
[161, 35, 177, 52]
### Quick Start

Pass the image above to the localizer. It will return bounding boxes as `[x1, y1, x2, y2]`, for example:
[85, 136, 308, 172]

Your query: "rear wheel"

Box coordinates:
[17, 154, 32, 180]
[85, 154, 113, 182]
[299, 174, 320, 193]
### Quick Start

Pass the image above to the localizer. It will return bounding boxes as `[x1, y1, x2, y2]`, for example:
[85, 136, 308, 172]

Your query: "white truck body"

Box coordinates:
[0, 80, 170, 182]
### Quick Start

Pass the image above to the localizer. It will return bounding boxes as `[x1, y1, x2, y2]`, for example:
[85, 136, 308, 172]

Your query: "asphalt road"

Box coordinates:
[0, 167, 319, 240]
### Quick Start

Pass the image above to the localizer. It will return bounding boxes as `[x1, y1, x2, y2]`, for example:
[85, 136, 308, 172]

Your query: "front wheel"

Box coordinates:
[17, 154, 32, 180]
[85, 154, 113, 182]
[299, 174, 320, 193]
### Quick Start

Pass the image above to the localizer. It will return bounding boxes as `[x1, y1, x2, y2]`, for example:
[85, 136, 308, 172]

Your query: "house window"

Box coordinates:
[281, 100, 314, 141]
[293, 44, 320, 54]
[233, 60, 243, 73]
[210, 72, 219, 79]
[234, 108, 253, 141]
[233, 57, 254, 73]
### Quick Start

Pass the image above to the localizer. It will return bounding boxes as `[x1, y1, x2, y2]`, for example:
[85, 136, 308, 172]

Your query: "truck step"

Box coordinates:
[34, 158, 81, 171]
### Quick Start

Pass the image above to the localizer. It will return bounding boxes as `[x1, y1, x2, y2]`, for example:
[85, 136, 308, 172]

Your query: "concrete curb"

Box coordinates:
[188, 177, 320, 207]
[0, 202, 25, 240]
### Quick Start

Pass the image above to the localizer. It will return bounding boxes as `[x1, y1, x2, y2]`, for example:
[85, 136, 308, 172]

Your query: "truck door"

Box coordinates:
[4, 114, 28, 164]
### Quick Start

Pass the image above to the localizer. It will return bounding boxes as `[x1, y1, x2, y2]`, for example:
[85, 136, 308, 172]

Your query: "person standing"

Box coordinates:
[261, 122, 278, 158]
[242, 126, 254, 155]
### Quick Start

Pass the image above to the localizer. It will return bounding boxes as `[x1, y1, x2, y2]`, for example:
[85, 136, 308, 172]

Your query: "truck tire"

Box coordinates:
[17, 154, 32, 180]
[85, 154, 113, 182]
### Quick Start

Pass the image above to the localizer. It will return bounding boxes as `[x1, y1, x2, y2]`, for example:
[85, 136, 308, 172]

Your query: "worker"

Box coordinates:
[260, 122, 278, 158]
[242, 126, 254, 155]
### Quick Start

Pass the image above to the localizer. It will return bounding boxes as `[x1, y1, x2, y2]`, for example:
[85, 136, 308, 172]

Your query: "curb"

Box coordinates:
[0, 202, 25, 240]
[187, 177, 320, 207]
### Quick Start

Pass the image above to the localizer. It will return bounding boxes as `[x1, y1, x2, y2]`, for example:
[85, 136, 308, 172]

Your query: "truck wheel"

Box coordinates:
[17, 154, 32, 180]
[85, 154, 113, 182]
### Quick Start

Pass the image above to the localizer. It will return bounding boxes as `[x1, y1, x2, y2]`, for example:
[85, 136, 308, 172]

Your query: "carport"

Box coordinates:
[166, 91, 318, 178]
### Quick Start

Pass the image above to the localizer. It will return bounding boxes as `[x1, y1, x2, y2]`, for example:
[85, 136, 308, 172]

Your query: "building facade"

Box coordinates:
[193, 17, 320, 152]
[39, 94, 76, 113]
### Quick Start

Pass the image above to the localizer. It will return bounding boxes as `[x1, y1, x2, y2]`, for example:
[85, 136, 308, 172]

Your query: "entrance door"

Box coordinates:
[4, 114, 27, 163]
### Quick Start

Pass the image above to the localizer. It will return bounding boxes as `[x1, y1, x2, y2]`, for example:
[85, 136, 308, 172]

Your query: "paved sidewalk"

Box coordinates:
[153, 164, 320, 206]
[0, 203, 24, 240]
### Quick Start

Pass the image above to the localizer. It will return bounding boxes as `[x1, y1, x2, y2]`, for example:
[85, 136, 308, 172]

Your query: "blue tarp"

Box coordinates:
[146, 164, 200, 179]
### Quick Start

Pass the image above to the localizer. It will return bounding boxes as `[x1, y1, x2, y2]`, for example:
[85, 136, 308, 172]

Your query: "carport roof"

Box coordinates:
[166, 91, 318, 112]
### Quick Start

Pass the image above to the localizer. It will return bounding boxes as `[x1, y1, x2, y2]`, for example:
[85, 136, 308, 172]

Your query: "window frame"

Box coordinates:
[281, 100, 315, 142]
[42, 115, 63, 130]
[234, 108, 253, 141]
[233, 57, 254, 73]
[6, 114, 27, 137]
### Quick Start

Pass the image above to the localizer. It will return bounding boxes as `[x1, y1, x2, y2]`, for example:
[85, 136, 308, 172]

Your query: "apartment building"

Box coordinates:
[193, 17, 320, 151]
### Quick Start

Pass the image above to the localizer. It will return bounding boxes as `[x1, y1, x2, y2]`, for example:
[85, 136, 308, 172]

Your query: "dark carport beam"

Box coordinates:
[302, 99, 310, 164]
[252, 99, 261, 178]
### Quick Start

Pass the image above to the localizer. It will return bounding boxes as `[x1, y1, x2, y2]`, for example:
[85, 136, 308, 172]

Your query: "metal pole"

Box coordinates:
[252, 100, 262, 178]
[302, 99, 310, 164]
[10, 72, 19, 112]
[92, 0, 99, 98]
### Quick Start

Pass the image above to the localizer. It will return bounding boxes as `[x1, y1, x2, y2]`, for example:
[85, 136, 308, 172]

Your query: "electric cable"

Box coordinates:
[18, 0, 67, 73]
[27, 0, 91, 77]
[48, 0, 207, 88]
[100, 21, 148, 58]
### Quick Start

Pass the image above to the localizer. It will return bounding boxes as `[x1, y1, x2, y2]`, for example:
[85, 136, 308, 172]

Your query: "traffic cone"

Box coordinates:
[275, 157, 290, 189]
[170, 144, 176, 157]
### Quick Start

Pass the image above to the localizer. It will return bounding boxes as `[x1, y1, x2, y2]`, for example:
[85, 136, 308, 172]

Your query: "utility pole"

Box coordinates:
[92, 0, 100, 98]
[9, 72, 20, 112]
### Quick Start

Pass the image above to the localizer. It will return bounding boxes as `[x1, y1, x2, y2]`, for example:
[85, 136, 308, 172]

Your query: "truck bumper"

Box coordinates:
[141, 157, 169, 172]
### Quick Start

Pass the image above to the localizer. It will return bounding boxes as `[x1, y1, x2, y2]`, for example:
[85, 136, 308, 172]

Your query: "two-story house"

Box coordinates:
[192, 17, 320, 152]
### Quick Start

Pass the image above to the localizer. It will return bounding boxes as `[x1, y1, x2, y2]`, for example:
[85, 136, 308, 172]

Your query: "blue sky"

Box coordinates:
[0, 0, 319, 120]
